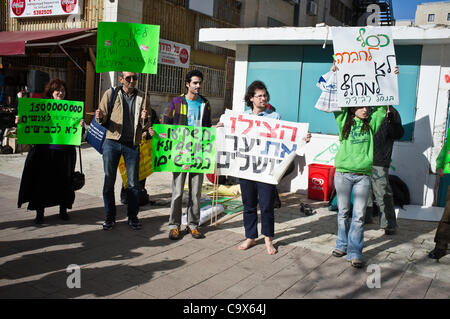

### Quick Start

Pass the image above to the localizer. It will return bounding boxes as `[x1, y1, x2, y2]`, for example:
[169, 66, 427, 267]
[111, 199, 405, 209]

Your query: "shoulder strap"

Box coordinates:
[77, 146, 82, 173]
[104, 86, 120, 128]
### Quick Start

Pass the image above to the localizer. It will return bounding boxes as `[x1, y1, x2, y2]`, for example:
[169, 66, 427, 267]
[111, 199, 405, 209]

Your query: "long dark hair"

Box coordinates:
[341, 107, 371, 139]
[43, 79, 67, 99]
[244, 80, 270, 108]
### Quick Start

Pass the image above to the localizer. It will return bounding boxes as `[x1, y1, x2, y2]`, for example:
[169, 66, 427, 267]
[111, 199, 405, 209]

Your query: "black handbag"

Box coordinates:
[73, 146, 85, 191]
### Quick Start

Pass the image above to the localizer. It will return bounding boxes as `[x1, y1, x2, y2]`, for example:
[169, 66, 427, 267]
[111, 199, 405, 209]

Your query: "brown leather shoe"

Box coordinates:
[169, 228, 182, 240]
[186, 226, 205, 239]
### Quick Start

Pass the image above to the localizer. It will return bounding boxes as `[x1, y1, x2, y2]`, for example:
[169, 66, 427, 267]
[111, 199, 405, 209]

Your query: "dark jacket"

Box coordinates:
[373, 106, 404, 167]
[163, 94, 212, 127]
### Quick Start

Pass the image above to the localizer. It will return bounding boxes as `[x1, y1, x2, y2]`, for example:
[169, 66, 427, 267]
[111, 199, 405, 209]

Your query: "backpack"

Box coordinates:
[389, 174, 410, 208]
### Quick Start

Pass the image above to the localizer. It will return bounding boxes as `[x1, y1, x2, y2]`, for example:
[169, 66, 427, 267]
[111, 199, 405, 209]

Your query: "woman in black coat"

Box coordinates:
[17, 79, 77, 224]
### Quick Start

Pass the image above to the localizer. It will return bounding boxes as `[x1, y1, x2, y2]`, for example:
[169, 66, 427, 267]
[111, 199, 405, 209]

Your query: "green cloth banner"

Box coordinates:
[152, 124, 216, 173]
[96, 22, 160, 74]
[17, 98, 84, 145]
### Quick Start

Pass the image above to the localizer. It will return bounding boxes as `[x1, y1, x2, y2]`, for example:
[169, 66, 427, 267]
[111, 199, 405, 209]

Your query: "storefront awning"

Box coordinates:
[0, 28, 96, 56]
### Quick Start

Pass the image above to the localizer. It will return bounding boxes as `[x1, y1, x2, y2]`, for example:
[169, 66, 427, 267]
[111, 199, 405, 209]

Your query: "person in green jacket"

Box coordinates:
[324, 64, 387, 268]
[429, 132, 450, 259]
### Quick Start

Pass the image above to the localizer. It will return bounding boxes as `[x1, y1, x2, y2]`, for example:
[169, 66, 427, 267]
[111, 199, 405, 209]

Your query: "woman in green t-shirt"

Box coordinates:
[322, 64, 387, 268]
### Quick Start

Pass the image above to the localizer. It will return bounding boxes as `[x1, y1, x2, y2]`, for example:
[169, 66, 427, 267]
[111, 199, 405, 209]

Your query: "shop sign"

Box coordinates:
[159, 39, 190, 69]
[10, 0, 83, 18]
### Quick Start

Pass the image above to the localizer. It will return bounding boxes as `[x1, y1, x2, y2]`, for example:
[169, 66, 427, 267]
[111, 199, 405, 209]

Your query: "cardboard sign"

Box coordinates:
[17, 98, 83, 145]
[152, 124, 216, 173]
[215, 111, 309, 185]
[119, 138, 153, 189]
[331, 26, 399, 107]
[96, 22, 160, 74]
[444, 128, 450, 174]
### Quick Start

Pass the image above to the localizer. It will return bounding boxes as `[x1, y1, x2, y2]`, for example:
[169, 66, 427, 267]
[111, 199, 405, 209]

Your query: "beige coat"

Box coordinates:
[96, 87, 151, 146]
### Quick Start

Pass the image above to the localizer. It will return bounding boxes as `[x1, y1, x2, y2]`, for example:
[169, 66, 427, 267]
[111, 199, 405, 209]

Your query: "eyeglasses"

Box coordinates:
[124, 75, 138, 82]
[253, 94, 267, 99]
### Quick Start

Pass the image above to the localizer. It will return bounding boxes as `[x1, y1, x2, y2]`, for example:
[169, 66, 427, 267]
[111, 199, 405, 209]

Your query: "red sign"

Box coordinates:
[61, 0, 77, 13]
[179, 48, 189, 64]
[11, 0, 26, 16]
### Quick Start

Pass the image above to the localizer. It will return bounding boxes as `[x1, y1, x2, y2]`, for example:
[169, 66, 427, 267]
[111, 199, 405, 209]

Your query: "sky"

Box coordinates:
[392, 0, 449, 20]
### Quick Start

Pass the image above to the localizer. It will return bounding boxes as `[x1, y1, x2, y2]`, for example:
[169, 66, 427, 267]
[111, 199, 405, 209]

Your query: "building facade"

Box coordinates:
[239, 0, 355, 28]
[0, 0, 240, 122]
[415, 1, 450, 26]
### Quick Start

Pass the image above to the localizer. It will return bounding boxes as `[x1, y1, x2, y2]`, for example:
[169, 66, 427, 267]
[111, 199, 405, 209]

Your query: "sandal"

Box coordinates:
[332, 249, 346, 257]
[350, 258, 364, 268]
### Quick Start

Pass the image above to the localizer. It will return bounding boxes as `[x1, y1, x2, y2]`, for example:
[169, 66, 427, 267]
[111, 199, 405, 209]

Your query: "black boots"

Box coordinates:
[59, 207, 70, 221]
[34, 209, 44, 224]
[428, 242, 448, 260]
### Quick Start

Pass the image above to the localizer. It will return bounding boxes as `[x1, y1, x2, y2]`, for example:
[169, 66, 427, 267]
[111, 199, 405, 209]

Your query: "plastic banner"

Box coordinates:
[119, 138, 153, 189]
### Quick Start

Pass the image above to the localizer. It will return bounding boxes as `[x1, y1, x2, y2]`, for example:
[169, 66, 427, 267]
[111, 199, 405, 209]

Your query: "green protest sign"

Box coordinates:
[445, 128, 450, 174]
[17, 98, 84, 145]
[96, 22, 160, 74]
[152, 124, 216, 173]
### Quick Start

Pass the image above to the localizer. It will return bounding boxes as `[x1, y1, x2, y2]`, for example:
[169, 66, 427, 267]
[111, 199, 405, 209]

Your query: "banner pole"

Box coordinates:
[214, 164, 220, 226]
[142, 73, 150, 127]
[97, 73, 102, 109]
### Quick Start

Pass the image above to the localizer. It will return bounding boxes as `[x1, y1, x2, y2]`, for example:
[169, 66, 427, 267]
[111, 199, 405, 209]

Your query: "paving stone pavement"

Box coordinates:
[0, 146, 449, 300]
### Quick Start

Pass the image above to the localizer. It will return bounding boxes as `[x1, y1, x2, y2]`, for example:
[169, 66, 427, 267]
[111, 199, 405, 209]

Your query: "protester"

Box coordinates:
[219, 81, 280, 254]
[428, 138, 450, 259]
[365, 67, 402, 235]
[323, 63, 389, 268]
[17, 79, 78, 224]
[120, 108, 160, 206]
[95, 71, 152, 231]
[163, 69, 212, 240]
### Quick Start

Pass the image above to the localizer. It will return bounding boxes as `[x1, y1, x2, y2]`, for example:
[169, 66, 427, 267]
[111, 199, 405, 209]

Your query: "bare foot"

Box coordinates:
[265, 237, 277, 255]
[238, 238, 257, 250]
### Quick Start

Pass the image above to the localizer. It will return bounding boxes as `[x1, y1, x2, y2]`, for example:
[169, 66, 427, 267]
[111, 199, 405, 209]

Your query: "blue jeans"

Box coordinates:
[334, 172, 370, 261]
[102, 139, 140, 221]
[239, 178, 276, 238]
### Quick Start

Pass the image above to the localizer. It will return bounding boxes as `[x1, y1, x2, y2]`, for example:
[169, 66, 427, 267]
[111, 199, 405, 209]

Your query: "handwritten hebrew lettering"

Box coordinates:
[261, 141, 281, 157]
[239, 137, 256, 153]
[97, 22, 160, 74]
[17, 98, 84, 145]
[252, 156, 268, 174]
[260, 122, 280, 139]
[215, 112, 309, 184]
[152, 124, 215, 173]
[332, 26, 398, 107]
[237, 152, 251, 171]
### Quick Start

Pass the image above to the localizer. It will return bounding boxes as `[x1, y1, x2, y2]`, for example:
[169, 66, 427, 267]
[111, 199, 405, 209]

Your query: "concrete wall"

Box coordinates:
[231, 42, 450, 206]
[240, 0, 296, 27]
[415, 1, 450, 26]
[240, 0, 353, 27]
[297, 0, 353, 27]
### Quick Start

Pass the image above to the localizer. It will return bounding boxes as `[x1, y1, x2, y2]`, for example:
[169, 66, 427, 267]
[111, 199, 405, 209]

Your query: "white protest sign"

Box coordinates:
[331, 26, 399, 107]
[215, 111, 309, 185]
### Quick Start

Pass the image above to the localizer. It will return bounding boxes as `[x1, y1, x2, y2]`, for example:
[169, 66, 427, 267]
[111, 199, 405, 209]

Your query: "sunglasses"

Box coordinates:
[124, 75, 138, 82]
